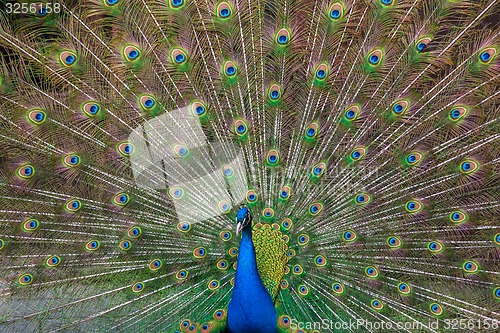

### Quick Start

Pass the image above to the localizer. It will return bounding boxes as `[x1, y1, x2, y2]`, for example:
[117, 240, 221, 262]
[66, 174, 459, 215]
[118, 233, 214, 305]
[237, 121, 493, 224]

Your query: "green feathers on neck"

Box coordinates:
[252, 223, 288, 300]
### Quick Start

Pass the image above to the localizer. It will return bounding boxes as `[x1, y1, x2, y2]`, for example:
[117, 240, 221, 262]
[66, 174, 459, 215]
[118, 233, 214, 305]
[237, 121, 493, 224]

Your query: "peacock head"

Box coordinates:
[235, 206, 252, 235]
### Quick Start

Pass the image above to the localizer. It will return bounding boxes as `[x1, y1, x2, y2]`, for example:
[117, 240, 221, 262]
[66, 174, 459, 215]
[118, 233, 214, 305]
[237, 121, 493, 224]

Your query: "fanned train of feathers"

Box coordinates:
[0, 0, 499, 332]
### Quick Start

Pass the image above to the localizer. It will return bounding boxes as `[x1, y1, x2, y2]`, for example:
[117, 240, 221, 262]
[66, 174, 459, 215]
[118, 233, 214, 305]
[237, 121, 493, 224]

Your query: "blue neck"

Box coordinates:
[227, 226, 277, 333]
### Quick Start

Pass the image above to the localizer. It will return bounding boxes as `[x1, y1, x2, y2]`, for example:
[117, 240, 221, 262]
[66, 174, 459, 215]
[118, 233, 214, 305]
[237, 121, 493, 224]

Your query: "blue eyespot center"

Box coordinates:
[226, 66, 236, 76]
[451, 109, 461, 119]
[269, 155, 277, 163]
[417, 42, 426, 51]
[172, 0, 183, 7]
[278, 35, 288, 44]
[369, 55, 379, 64]
[89, 105, 99, 114]
[271, 90, 280, 99]
[330, 9, 340, 19]
[195, 106, 205, 114]
[175, 54, 185, 63]
[35, 112, 44, 121]
[316, 69, 326, 79]
[352, 151, 361, 159]
[307, 128, 315, 137]
[462, 162, 471, 171]
[407, 154, 416, 163]
[481, 51, 491, 62]
[314, 167, 322, 175]
[65, 55, 75, 64]
[393, 104, 403, 113]
[220, 8, 230, 17]
[248, 194, 256, 201]
[237, 124, 246, 133]
[128, 50, 139, 59]
[346, 110, 355, 119]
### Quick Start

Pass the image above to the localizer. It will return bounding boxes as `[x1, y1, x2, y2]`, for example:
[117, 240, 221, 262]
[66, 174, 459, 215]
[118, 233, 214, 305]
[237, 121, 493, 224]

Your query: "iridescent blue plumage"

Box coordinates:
[228, 207, 277, 333]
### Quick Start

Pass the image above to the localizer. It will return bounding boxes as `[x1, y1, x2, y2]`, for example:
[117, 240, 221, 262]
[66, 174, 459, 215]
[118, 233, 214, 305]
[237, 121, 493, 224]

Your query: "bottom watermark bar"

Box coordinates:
[290, 318, 500, 331]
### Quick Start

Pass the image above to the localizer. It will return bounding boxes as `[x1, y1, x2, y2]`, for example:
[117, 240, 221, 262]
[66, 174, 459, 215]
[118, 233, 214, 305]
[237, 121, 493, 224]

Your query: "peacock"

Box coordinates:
[0, 0, 499, 332]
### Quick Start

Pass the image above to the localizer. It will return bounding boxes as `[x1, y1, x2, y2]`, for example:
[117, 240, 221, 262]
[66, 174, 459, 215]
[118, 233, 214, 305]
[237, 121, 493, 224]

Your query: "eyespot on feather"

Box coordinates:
[342, 230, 357, 242]
[16, 164, 35, 179]
[85, 240, 100, 251]
[65, 199, 82, 212]
[132, 282, 144, 293]
[392, 99, 409, 115]
[387, 236, 402, 248]
[371, 299, 384, 310]
[171, 48, 188, 65]
[479, 47, 496, 64]
[117, 142, 134, 157]
[216, 2, 233, 19]
[332, 282, 345, 295]
[462, 260, 479, 273]
[191, 101, 207, 117]
[314, 63, 329, 80]
[367, 49, 383, 66]
[127, 226, 141, 238]
[193, 247, 207, 258]
[328, 2, 344, 20]
[405, 199, 423, 213]
[449, 210, 468, 224]
[27, 109, 46, 124]
[45, 255, 61, 267]
[22, 218, 39, 232]
[459, 159, 479, 174]
[398, 282, 411, 295]
[275, 28, 291, 45]
[119, 240, 132, 251]
[123, 45, 141, 62]
[138, 95, 156, 111]
[223, 61, 237, 77]
[149, 259, 162, 270]
[19, 274, 33, 285]
[59, 51, 77, 67]
[416, 37, 431, 52]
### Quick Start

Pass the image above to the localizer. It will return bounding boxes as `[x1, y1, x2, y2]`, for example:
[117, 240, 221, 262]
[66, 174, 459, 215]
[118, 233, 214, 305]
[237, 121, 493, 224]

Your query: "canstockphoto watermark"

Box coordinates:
[290, 318, 439, 331]
[291, 318, 500, 331]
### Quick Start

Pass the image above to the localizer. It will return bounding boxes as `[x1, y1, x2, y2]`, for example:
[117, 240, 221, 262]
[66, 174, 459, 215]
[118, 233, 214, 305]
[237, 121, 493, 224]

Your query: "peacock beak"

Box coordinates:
[236, 222, 243, 236]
